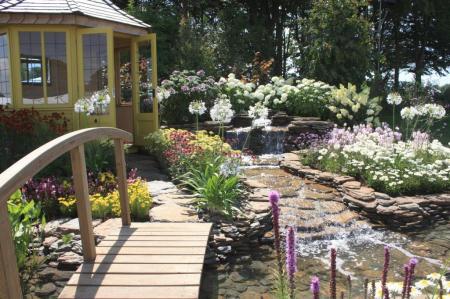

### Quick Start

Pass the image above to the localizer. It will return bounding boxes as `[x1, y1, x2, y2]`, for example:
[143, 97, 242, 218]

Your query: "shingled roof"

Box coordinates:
[0, 0, 150, 29]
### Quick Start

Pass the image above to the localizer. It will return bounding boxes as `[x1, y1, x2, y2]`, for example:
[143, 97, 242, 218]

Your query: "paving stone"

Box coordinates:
[57, 218, 102, 235]
[149, 203, 198, 222]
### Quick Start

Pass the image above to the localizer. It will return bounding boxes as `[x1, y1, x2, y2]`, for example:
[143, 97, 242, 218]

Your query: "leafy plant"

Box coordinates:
[327, 83, 383, 125]
[7, 191, 46, 273]
[84, 139, 115, 173]
[179, 158, 241, 217]
[61, 233, 74, 245]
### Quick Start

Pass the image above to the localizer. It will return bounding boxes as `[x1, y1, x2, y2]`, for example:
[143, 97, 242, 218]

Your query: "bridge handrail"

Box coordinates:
[0, 127, 133, 299]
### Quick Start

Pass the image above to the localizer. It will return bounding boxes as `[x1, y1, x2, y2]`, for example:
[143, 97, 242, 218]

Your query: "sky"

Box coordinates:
[399, 68, 450, 86]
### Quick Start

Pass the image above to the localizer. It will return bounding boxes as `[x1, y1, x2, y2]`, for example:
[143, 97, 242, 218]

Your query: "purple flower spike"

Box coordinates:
[268, 190, 282, 276]
[405, 258, 418, 299]
[330, 248, 337, 299]
[311, 276, 320, 299]
[401, 264, 409, 299]
[286, 226, 297, 298]
[381, 246, 390, 298]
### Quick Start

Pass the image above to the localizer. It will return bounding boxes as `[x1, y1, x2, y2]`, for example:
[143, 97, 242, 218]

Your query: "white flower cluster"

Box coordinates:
[210, 94, 235, 123]
[248, 101, 271, 128]
[218, 73, 256, 111]
[401, 103, 446, 120]
[328, 83, 382, 124]
[313, 125, 450, 194]
[188, 100, 207, 115]
[74, 89, 111, 116]
[250, 77, 331, 111]
[386, 92, 403, 105]
[371, 273, 450, 299]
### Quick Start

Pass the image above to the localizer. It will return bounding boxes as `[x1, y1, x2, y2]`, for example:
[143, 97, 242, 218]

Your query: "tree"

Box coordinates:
[300, 0, 371, 87]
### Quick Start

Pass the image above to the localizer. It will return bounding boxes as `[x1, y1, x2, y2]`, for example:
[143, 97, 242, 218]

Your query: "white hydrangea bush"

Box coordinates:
[217, 73, 256, 112]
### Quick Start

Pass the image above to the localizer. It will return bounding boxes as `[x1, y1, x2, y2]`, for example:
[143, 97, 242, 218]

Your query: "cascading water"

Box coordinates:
[226, 126, 287, 155]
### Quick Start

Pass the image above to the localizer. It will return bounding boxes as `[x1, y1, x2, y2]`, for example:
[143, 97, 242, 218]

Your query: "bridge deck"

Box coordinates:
[59, 222, 212, 299]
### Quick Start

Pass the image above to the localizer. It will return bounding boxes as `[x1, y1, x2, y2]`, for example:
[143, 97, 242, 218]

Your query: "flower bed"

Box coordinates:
[300, 124, 450, 197]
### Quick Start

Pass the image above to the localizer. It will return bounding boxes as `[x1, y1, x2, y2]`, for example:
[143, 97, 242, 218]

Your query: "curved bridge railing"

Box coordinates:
[0, 128, 133, 299]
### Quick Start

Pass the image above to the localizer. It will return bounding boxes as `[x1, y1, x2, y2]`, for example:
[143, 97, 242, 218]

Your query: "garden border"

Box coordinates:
[280, 152, 450, 231]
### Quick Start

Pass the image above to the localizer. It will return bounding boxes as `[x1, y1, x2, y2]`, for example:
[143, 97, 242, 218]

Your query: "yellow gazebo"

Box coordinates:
[0, 0, 159, 145]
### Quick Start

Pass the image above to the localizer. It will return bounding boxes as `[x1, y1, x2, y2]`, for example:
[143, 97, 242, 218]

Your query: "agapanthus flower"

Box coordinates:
[210, 94, 234, 123]
[188, 100, 207, 115]
[386, 92, 403, 105]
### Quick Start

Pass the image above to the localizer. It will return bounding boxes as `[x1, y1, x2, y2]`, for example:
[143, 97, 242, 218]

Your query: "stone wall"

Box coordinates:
[281, 152, 450, 231]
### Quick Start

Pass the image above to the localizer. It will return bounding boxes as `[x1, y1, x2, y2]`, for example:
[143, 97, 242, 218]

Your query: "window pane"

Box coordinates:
[45, 32, 68, 104]
[82, 33, 108, 94]
[138, 40, 153, 113]
[119, 49, 132, 104]
[0, 33, 11, 106]
[19, 32, 44, 104]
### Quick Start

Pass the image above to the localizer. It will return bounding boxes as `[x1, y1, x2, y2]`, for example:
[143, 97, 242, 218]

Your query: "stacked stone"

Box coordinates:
[281, 153, 450, 231]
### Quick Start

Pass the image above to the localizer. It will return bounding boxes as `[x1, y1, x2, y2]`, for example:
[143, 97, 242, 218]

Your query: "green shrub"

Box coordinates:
[8, 191, 46, 273]
[179, 157, 241, 217]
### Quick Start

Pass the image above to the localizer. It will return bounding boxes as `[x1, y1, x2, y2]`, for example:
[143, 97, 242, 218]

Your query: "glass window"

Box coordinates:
[138, 40, 153, 113]
[118, 49, 132, 104]
[0, 33, 11, 106]
[19, 32, 44, 104]
[45, 32, 68, 104]
[82, 33, 108, 95]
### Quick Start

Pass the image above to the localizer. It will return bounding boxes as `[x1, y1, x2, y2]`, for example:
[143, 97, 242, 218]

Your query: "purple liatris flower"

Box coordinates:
[330, 248, 337, 299]
[405, 258, 418, 299]
[311, 276, 320, 299]
[401, 264, 409, 299]
[269, 190, 283, 276]
[381, 246, 390, 298]
[286, 226, 297, 298]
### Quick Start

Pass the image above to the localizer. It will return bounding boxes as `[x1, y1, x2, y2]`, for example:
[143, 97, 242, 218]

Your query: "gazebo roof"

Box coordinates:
[0, 0, 151, 34]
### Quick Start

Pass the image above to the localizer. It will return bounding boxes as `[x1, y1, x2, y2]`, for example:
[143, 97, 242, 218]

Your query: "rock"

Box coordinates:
[43, 236, 59, 248]
[44, 218, 71, 237]
[345, 187, 375, 201]
[376, 205, 399, 215]
[342, 181, 362, 189]
[58, 218, 102, 235]
[57, 252, 83, 271]
[334, 176, 355, 185]
[343, 195, 377, 211]
[53, 270, 74, 281]
[34, 283, 56, 296]
[282, 152, 300, 162]
[149, 203, 198, 222]
[37, 267, 57, 280]
[374, 192, 391, 200]
[217, 246, 232, 254]
[147, 180, 177, 196]
[248, 201, 271, 213]
[243, 179, 267, 189]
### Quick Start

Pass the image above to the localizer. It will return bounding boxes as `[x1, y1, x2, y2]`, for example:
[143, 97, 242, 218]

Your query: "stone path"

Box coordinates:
[126, 153, 200, 223]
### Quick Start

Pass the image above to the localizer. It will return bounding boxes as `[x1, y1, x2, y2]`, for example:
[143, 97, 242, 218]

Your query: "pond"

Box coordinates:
[201, 160, 449, 298]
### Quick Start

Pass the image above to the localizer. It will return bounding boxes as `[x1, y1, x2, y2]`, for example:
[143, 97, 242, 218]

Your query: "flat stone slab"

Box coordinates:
[57, 218, 102, 235]
[147, 181, 178, 196]
[94, 218, 123, 238]
[149, 203, 199, 222]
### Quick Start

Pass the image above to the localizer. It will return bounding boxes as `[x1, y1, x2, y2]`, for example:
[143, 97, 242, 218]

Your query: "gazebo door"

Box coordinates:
[76, 28, 115, 128]
[131, 33, 158, 145]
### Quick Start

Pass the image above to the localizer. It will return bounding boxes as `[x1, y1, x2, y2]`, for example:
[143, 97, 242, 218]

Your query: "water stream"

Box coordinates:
[201, 155, 449, 298]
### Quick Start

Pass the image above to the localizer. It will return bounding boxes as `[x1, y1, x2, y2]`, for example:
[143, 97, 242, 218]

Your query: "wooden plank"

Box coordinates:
[0, 201, 23, 299]
[108, 227, 210, 232]
[67, 273, 201, 286]
[95, 246, 205, 255]
[76, 263, 203, 274]
[97, 240, 206, 247]
[128, 223, 211, 229]
[103, 235, 209, 241]
[71, 145, 96, 262]
[59, 286, 199, 299]
[108, 230, 209, 236]
[114, 139, 131, 226]
[94, 254, 205, 264]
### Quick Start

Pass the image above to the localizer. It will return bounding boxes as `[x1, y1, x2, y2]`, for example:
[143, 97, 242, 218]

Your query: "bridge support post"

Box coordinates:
[0, 200, 23, 299]
[114, 139, 131, 226]
[70, 145, 96, 262]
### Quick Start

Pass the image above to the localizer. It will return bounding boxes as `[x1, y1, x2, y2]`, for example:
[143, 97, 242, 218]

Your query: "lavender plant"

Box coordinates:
[286, 226, 297, 298]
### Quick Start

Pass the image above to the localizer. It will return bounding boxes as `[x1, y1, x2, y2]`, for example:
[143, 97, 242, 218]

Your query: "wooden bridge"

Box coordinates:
[0, 128, 211, 299]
